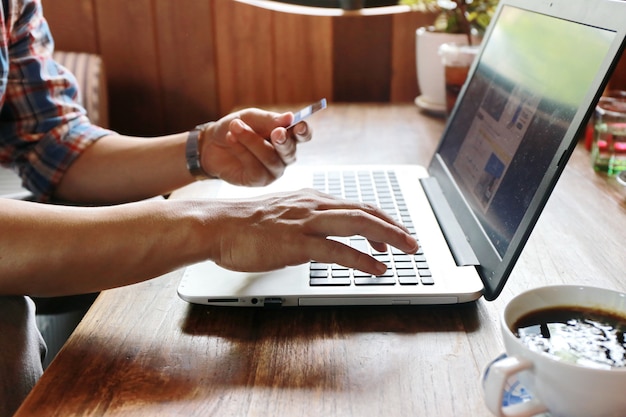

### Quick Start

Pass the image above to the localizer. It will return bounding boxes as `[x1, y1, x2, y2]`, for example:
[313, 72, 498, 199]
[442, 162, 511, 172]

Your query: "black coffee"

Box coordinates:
[513, 306, 626, 369]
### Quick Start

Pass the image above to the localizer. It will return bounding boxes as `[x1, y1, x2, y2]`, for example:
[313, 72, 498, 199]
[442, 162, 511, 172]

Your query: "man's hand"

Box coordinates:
[200, 108, 312, 187]
[201, 189, 419, 275]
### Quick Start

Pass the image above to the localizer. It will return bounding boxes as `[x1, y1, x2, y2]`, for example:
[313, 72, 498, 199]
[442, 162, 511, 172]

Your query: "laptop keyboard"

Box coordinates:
[309, 170, 433, 287]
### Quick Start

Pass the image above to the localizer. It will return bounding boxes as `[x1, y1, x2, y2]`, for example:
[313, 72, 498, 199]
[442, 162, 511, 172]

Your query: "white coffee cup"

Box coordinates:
[482, 285, 626, 417]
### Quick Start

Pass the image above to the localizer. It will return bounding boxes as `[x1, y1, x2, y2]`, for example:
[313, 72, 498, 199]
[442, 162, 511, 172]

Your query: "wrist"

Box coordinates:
[185, 122, 214, 180]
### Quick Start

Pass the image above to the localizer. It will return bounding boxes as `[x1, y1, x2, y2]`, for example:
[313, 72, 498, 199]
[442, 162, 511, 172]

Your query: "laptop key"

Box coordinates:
[414, 254, 427, 263]
[350, 238, 370, 254]
[416, 261, 430, 270]
[392, 254, 412, 262]
[420, 276, 435, 285]
[396, 269, 417, 277]
[354, 277, 397, 285]
[331, 269, 350, 278]
[398, 275, 419, 285]
[419, 269, 435, 285]
[310, 269, 329, 278]
[310, 262, 329, 270]
[310, 278, 351, 286]
[394, 261, 414, 270]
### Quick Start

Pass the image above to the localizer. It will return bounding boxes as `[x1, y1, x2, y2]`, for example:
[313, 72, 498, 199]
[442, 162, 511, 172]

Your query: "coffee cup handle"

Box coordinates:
[483, 355, 549, 417]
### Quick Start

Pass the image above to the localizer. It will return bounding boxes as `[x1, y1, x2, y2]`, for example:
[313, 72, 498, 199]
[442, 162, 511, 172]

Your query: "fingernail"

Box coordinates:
[274, 130, 287, 144]
[375, 262, 388, 275]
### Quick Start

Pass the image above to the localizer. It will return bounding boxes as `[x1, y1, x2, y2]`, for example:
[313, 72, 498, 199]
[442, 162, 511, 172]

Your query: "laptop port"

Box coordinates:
[263, 298, 283, 308]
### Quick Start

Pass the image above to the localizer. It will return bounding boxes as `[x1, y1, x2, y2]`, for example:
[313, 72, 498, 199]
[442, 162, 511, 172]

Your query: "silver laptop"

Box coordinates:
[178, 0, 626, 307]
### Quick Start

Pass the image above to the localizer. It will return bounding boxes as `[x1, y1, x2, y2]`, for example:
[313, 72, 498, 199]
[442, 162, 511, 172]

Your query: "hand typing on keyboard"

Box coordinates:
[308, 170, 433, 287]
[202, 188, 419, 275]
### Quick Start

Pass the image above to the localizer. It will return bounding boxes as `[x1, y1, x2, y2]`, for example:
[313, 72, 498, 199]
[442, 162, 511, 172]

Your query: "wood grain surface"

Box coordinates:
[16, 104, 626, 417]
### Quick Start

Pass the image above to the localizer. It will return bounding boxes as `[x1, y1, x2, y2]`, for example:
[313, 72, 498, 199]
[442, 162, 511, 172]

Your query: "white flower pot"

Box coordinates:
[415, 27, 469, 114]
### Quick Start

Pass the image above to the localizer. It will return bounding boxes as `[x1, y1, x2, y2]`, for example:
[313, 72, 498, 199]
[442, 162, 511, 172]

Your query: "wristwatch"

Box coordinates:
[185, 122, 214, 180]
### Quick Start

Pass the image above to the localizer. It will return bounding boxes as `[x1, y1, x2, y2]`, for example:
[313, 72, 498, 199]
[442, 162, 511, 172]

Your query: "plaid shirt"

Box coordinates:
[0, 0, 113, 201]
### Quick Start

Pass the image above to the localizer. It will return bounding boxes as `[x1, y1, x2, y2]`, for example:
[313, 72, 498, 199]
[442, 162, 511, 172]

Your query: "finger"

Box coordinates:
[306, 209, 419, 255]
[270, 128, 297, 165]
[368, 240, 390, 253]
[302, 236, 389, 276]
[238, 110, 311, 147]
[289, 121, 312, 143]
[229, 119, 286, 182]
[309, 195, 413, 237]
[239, 109, 289, 138]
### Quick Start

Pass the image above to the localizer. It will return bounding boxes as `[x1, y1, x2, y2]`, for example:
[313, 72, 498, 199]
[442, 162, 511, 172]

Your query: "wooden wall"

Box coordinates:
[40, 0, 433, 136]
[40, 0, 626, 136]
[41, 0, 219, 136]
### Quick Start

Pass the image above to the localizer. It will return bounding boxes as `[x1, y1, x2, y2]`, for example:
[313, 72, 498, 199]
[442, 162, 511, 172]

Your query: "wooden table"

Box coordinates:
[16, 104, 626, 416]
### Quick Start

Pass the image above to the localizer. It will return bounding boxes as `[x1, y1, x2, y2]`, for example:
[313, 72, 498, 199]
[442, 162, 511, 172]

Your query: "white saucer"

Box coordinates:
[414, 95, 446, 116]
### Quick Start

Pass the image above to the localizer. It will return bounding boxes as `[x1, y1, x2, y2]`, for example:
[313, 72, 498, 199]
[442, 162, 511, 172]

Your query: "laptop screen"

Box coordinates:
[440, 5, 614, 256]
[428, 0, 624, 300]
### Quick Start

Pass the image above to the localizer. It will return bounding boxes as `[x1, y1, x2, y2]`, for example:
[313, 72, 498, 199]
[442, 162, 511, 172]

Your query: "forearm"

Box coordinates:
[1, 189, 419, 296]
[54, 133, 194, 204]
[0, 198, 210, 296]
[51, 108, 311, 204]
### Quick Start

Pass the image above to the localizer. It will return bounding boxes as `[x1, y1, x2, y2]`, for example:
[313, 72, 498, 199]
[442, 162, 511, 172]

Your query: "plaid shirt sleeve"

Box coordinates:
[0, 0, 115, 201]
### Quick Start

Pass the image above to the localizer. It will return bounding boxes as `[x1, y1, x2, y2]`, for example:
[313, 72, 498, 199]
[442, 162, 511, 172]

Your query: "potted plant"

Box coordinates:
[402, 0, 497, 114]
[402, 0, 497, 44]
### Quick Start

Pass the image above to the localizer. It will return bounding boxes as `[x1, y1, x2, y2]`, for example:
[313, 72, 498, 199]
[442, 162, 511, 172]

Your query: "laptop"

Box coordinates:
[178, 0, 626, 307]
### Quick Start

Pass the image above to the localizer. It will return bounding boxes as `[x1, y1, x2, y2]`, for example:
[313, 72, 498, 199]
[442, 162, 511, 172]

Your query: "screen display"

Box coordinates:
[438, 5, 615, 256]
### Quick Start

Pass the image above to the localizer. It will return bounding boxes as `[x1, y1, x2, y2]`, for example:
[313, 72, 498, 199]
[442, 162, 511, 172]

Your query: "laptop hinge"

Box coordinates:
[420, 177, 479, 267]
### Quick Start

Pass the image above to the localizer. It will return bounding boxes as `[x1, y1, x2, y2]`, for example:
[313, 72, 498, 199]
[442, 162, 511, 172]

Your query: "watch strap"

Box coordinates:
[185, 123, 212, 180]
